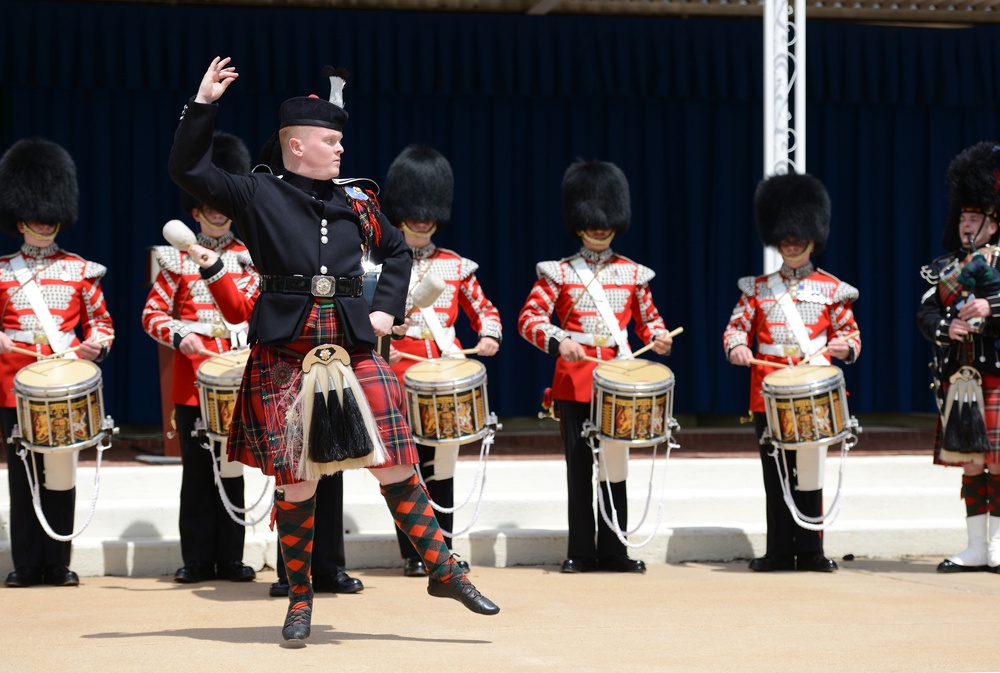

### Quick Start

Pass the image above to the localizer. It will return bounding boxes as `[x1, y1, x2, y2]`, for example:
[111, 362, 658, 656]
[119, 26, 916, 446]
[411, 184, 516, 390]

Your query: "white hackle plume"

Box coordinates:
[162, 219, 196, 250]
[322, 65, 350, 109]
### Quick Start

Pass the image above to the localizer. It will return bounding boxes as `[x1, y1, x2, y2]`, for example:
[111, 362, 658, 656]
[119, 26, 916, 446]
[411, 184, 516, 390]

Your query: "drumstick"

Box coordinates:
[629, 326, 685, 359]
[197, 348, 246, 366]
[444, 348, 479, 356]
[44, 334, 115, 360]
[398, 351, 432, 363]
[795, 330, 861, 367]
[7, 344, 44, 358]
[748, 358, 789, 369]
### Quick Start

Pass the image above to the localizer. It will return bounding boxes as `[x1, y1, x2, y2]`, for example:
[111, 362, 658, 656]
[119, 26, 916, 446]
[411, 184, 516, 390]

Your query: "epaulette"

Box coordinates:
[611, 252, 656, 286]
[334, 177, 380, 196]
[920, 251, 960, 285]
[737, 275, 757, 296]
[150, 245, 183, 275]
[814, 268, 860, 304]
[436, 247, 480, 279]
[537, 259, 563, 283]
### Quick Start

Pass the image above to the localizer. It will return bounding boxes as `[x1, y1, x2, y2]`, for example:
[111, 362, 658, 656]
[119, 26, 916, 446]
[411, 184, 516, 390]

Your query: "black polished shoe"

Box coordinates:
[937, 558, 988, 573]
[218, 561, 256, 582]
[4, 569, 42, 588]
[269, 577, 289, 597]
[560, 558, 596, 573]
[43, 566, 80, 586]
[403, 558, 429, 577]
[427, 574, 500, 615]
[457, 559, 471, 573]
[313, 571, 364, 594]
[748, 555, 795, 572]
[796, 554, 838, 573]
[173, 564, 215, 584]
[596, 555, 646, 573]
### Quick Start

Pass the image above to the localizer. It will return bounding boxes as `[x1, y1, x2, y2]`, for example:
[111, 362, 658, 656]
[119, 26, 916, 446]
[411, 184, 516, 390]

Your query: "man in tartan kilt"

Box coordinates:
[169, 57, 499, 644]
[918, 142, 1000, 573]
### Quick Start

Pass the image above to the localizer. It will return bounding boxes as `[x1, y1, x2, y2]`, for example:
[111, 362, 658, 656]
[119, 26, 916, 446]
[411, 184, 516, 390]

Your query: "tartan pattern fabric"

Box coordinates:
[276, 495, 315, 599]
[227, 302, 417, 485]
[380, 473, 458, 582]
[962, 473, 989, 517]
[934, 372, 1000, 465]
[989, 473, 1000, 514]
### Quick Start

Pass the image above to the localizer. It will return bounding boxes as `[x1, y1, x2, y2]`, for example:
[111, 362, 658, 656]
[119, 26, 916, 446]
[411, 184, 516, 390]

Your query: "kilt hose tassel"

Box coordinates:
[275, 493, 316, 642]
[297, 344, 388, 481]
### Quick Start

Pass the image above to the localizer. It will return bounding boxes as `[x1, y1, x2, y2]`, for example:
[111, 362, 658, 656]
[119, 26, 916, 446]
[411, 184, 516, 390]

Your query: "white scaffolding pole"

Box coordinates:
[762, 0, 806, 273]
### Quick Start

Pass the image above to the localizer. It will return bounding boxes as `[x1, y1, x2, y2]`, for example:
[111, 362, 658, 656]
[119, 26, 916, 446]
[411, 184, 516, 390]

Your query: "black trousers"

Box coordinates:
[275, 472, 347, 580]
[395, 442, 456, 561]
[755, 415, 823, 558]
[176, 404, 246, 567]
[559, 400, 627, 560]
[2, 407, 74, 572]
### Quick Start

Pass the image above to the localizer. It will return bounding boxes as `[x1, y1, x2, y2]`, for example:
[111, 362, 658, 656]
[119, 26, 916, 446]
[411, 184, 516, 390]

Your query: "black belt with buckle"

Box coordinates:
[261, 275, 364, 298]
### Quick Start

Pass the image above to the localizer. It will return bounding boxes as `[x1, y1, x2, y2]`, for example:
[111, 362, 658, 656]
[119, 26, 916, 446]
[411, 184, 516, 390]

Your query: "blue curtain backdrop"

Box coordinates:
[1, 0, 996, 425]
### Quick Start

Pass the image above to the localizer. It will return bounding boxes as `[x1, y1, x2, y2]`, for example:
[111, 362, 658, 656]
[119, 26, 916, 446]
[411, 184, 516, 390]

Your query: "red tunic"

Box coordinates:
[0, 243, 115, 408]
[518, 247, 667, 402]
[141, 232, 259, 406]
[390, 243, 502, 381]
[722, 263, 861, 413]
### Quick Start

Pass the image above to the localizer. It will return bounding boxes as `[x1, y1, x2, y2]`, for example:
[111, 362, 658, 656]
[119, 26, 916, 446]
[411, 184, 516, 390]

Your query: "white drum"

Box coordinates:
[404, 359, 491, 446]
[590, 359, 675, 448]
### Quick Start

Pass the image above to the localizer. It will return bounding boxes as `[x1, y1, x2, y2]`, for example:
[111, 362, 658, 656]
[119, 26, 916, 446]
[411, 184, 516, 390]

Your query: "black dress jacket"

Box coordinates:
[917, 249, 1000, 379]
[168, 100, 411, 349]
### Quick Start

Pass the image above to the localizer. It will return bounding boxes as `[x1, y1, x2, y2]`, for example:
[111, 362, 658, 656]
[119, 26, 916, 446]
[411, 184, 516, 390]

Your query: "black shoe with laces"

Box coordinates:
[427, 573, 500, 615]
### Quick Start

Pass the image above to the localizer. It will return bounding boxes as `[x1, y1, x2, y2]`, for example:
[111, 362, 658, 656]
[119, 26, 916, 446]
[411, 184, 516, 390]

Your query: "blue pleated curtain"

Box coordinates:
[1, 1, 998, 423]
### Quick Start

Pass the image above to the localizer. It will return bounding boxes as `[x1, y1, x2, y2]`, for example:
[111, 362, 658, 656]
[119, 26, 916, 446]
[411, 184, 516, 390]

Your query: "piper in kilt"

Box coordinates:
[918, 141, 1000, 573]
[168, 57, 499, 644]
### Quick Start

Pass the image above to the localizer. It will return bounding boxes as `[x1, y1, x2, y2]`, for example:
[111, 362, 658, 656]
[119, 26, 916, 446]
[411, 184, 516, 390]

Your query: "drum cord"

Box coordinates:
[418, 429, 495, 539]
[17, 438, 109, 543]
[769, 431, 858, 532]
[591, 435, 677, 549]
[202, 437, 274, 527]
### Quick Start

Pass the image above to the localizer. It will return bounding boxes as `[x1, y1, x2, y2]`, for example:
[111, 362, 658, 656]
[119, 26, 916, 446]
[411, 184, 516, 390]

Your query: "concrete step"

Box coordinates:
[0, 453, 968, 577]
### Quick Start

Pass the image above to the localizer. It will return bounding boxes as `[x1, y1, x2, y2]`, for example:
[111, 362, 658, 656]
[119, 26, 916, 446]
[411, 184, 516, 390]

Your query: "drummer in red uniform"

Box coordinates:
[382, 144, 502, 577]
[518, 159, 672, 574]
[0, 138, 115, 588]
[142, 132, 259, 584]
[723, 172, 861, 573]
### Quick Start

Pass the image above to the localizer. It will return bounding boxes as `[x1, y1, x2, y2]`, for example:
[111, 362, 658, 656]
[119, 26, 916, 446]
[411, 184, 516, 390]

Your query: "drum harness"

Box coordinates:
[8, 257, 118, 541]
[570, 257, 677, 548]
[193, 349, 274, 527]
[758, 273, 859, 532]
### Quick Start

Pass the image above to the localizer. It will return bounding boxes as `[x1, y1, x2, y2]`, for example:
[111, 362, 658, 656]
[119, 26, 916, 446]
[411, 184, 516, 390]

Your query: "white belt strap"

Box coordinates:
[569, 257, 632, 357]
[10, 255, 76, 358]
[179, 319, 249, 349]
[566, 332, 617, 347]
[767, 272, 818, 360]
[416, 307, 462, 356]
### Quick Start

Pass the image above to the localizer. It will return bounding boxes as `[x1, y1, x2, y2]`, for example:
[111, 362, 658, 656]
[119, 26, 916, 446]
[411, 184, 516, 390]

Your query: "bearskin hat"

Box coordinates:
[179, 132, 251, 214]
[0, 138, 78, 238]
[942, 142, 1000, 250]
[561, 160, 631, 242]
[755, 172, 831, 254]
[381, 144, 454, 228]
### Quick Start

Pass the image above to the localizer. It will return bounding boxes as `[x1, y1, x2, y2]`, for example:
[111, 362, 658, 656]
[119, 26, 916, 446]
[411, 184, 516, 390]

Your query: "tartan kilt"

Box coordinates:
[934, 372, 1000, 466]
[227, 302, 418, 485]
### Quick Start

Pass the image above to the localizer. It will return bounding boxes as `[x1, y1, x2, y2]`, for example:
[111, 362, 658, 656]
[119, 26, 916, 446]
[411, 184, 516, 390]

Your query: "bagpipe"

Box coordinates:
[930, 244, 1000, 462]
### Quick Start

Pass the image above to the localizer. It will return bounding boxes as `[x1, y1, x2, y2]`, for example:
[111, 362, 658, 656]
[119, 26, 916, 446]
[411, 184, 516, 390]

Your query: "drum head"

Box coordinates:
[14, 359, 101, 396]
[763, 365, 842, 393]
[197, 350, 250, 385]
[404, 359, 484, 387]
[593, 360, 674, 393]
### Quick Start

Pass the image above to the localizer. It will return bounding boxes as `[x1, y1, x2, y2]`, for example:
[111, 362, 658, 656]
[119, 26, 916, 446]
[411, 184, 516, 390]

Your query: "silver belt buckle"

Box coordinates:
[311, 275, 336, 298]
